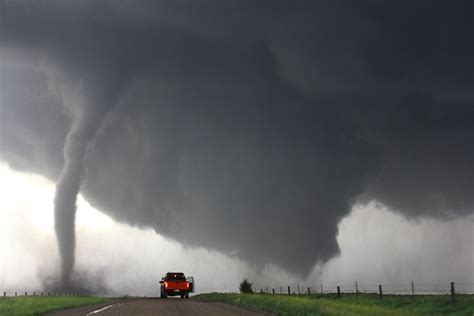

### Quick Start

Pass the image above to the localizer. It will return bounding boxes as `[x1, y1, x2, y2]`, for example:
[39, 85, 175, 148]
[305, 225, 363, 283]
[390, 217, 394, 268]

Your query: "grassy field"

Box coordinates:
[194, 292, 474, 316]
[0, 296, 113, 316]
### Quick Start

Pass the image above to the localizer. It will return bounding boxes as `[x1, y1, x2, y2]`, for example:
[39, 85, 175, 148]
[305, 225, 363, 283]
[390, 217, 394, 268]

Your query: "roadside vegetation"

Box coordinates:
[0, 296, 113, 316]
[194, 292, 474, 316]
[239, 278, 254, 294]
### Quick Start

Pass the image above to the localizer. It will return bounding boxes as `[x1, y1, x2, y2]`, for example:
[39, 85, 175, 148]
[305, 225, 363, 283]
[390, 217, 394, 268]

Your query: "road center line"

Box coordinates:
[86, 303, 123, 315]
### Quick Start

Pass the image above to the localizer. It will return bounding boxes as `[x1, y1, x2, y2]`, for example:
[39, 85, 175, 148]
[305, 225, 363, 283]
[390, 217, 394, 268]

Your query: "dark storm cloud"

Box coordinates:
[0, 0, 473, 281]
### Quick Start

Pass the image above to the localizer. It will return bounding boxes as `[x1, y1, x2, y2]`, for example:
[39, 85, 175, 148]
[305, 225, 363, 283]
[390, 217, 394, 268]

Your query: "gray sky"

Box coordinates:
[0, 1, 473, 292]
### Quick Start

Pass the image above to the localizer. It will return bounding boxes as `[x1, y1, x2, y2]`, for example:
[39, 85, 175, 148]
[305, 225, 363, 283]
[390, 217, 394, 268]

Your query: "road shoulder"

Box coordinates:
[44, 298, 130, 316]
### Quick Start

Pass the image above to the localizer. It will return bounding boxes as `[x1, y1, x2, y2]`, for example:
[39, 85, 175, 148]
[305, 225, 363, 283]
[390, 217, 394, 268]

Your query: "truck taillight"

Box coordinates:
[164, 282, 168, 288]
[186, 282, 189, 288]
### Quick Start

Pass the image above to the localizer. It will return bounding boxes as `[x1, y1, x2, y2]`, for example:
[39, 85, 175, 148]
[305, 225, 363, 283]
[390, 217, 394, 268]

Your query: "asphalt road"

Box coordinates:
[47, 298, 273, 316]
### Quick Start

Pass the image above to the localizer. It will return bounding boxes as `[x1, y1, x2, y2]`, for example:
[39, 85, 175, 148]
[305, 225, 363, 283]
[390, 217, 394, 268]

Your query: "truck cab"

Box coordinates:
[159, 272, 195, 298]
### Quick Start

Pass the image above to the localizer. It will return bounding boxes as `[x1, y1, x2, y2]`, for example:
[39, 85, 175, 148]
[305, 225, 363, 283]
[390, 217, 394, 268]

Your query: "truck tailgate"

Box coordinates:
[165, 281, 189, 290]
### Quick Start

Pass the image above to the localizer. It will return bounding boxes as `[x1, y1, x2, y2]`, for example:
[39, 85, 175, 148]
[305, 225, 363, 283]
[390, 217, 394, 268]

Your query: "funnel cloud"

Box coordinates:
[53, 79, 122, 288]
[0, 1, 473, 287]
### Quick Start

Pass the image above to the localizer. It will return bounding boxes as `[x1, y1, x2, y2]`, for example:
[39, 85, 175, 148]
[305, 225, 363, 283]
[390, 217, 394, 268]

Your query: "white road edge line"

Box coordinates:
[86, 303, 124, 315]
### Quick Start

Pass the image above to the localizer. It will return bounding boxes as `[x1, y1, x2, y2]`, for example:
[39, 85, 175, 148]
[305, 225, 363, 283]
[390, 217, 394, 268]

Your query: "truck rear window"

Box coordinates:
[165, 273, 186, 281]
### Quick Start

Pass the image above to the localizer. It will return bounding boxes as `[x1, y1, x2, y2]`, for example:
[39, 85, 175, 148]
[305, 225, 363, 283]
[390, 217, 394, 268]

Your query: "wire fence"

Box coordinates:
[2, 282, 473, 299]
[256, 281, 474, 300]
[1, 291, 86, 297]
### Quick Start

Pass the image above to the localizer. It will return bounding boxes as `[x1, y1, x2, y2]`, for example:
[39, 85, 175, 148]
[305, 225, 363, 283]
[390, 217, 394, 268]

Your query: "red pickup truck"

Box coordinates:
[160, 272, 194, 298]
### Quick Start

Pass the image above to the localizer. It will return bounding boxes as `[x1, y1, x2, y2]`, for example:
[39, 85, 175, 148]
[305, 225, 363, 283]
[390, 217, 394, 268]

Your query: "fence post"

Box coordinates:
[287, 286, 291, 295]
[297, 284, 300, 295]
[280, 286, 282, 294]
[272, 288, 275, 295]
[337, 286, 341, 298]
[379, 285, 383, 299]
[41, 292, 43, 296]
[307, 287, 311, 295]
[355, 281, 359, 295]
[320, 284, 323, 294]
[15, 292, 17, 297]
[25, 292, 27, 296]
[450, 282, 455, 303]
[3, 292, 6, 297]
[411, 281, 415, 299]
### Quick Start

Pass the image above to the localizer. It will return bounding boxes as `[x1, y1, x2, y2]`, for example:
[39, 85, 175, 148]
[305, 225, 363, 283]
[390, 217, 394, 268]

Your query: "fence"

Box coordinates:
[1, 291, 86, 297]
[257, 281, 474, 301]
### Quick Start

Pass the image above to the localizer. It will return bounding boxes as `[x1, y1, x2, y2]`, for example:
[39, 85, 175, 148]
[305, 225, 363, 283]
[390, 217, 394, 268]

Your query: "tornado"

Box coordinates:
[54, 119, 95, 288]
[53, 83, 120, 289]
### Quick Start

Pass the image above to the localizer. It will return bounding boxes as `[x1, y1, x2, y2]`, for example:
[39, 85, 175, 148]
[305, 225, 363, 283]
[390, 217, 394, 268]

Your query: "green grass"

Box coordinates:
[194, 293, 474, 316]
[0, 296, 113, 316]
